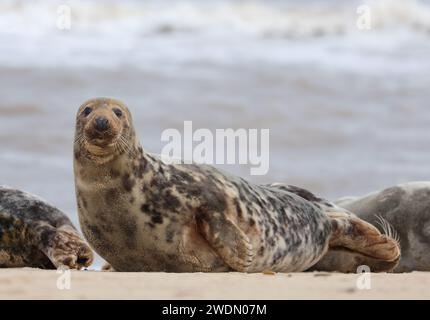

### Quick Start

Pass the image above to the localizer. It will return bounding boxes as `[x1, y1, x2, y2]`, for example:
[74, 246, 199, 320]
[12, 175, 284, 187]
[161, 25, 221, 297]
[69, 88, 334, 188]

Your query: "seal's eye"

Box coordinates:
[83, 107, 92, 117]
[113, 108, 123, 118]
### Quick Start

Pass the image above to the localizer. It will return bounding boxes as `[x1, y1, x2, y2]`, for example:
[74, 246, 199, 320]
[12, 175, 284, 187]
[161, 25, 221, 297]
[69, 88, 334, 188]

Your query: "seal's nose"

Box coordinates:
[94, 117, 109, 132]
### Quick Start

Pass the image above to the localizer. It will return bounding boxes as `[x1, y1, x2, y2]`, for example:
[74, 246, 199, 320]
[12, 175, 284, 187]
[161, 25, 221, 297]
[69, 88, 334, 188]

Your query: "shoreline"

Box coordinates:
[0, 269, 429, 300]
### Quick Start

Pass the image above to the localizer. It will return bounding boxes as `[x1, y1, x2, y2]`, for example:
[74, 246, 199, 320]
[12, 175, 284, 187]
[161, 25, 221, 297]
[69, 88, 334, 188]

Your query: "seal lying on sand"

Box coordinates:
[0, 186, 93, 269]
[271, 185, 402, 273]
[74, 97, 400, 272]
[328, 182, 430, 273]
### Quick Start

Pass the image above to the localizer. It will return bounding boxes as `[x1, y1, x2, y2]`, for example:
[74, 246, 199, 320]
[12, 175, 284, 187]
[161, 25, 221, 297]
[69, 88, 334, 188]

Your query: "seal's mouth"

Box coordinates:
[85, 129, 118, 147]
[73, 123, 122, 161]
[83, 130, 121, 158]
[79, 129, 133, 161]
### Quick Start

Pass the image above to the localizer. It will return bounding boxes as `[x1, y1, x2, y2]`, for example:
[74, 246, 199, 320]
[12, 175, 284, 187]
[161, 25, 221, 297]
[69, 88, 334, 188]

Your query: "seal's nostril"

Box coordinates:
[95, 117, 109, 132]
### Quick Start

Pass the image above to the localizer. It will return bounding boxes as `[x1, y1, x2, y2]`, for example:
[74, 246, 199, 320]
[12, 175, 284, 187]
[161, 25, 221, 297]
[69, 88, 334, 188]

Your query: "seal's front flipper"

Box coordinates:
[196, 213, 254, 272]
[326, 211, 400, 271]
[32, 223, 94, 270]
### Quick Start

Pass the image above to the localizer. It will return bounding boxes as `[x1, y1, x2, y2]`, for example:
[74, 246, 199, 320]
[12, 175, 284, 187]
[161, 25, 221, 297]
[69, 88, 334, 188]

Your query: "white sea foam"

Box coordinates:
[0, 0, 429, 74]
[1, 0, 429, 37]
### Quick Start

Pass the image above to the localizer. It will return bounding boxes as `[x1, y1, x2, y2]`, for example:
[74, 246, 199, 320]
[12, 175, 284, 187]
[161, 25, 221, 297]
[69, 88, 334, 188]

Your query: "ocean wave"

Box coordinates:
[0, 0, 429, 38]
[0, 0, 429, 72]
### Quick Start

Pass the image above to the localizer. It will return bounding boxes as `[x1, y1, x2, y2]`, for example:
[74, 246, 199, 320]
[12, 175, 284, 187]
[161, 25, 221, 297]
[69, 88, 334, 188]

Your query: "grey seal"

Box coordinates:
[74, 97, 400, 272]
[331, 182, 430, 272]
[0, 186, 93, 269]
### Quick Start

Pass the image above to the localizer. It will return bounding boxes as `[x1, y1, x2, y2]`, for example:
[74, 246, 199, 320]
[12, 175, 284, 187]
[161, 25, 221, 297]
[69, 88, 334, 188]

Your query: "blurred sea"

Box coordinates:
[1, 0, 430, 231]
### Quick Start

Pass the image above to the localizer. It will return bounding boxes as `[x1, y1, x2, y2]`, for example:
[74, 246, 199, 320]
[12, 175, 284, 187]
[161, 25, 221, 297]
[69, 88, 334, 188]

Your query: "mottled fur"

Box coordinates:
[0, 187, 93, 269]
[74, 98, 400, 273]
[266, 184, 401, 272]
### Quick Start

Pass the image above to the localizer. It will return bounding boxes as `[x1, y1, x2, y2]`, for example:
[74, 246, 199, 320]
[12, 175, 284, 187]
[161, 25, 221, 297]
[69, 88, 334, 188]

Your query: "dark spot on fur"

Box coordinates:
[122, 174, 135, 192]
[62, 256, 73, 266]
[39, 228, 57, 247]
[258, 246, 265, 256]
[151, 213, 163, 224]
[105, 188, 118, 203]
[158, 165, 165, 175]
[163, 190, 181, 211]
[133, 159, 147, 178]
[140, 203, 164, 224]
[146, 222, 156, 229]
[110, 169, 120, 179]
[275, 185, 325, 204]
[234, 199, 243, 218]
[268, 238, 275, 247]
[141, 204, 150, 213]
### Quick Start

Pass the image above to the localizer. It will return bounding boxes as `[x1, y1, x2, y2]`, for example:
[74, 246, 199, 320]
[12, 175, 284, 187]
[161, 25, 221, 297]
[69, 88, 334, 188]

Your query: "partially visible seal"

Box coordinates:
[332, 182, 430, 272]
[0, 186, 93, 269]
[74, 97, 400, 273]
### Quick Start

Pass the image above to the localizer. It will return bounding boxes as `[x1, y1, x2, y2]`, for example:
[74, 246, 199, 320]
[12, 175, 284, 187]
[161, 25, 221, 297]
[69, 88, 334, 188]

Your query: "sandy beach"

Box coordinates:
[0, 269, 429, 300]
[1, 0, 430, 302]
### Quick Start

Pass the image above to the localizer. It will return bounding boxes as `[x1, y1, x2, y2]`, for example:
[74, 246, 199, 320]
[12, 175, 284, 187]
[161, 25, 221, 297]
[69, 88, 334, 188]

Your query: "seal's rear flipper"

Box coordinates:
[323, 211, 400, 272]
[196, 213, 254, 272]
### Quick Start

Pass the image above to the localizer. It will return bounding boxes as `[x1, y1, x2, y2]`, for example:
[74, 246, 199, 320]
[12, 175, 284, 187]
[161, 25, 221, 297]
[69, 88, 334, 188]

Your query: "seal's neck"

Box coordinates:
[74, 139, 162, 187]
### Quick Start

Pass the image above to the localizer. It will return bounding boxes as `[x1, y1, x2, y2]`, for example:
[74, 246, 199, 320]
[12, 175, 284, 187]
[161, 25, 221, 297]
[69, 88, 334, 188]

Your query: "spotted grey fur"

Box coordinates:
[0, 186, 93, 269]
[269, 184, 402, 273]
[74, 97, 400, 273]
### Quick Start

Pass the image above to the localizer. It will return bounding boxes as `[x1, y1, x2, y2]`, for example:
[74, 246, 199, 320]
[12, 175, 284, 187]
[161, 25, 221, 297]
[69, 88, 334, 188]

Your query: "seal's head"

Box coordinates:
[74, 97, 135, 162]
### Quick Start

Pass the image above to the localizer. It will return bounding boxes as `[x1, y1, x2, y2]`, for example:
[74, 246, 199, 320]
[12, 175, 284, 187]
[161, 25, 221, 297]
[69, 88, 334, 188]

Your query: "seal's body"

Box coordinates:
[74, 98, 400, 272]
[0, 186, 93, 269]
[334, 182, 430, 272]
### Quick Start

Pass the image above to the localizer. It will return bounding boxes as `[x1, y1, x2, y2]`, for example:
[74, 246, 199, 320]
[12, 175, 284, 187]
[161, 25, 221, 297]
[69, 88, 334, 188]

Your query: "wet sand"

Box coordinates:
[0, 269, 429, 299]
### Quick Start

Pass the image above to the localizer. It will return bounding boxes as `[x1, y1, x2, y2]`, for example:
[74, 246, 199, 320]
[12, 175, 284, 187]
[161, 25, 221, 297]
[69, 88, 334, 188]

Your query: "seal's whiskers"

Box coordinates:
[376, 214, 401, 246]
